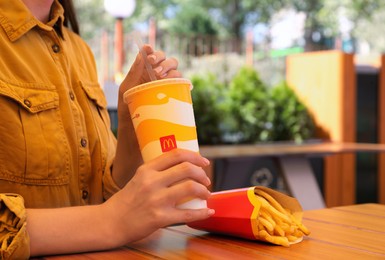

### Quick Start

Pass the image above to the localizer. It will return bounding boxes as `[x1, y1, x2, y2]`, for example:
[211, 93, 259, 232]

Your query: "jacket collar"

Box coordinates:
[0, 0, 65, 42]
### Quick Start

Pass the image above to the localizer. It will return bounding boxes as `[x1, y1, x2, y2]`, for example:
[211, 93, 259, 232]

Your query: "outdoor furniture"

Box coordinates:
[200, 142, 385, 210]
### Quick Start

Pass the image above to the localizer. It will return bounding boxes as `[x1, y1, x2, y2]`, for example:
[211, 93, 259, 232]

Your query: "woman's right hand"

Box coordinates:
[104, 149, 214, 246]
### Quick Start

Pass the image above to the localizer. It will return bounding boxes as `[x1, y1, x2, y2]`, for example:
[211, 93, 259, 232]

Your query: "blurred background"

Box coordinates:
[74, 0, 385, 206]
[75, 0, 385, 86]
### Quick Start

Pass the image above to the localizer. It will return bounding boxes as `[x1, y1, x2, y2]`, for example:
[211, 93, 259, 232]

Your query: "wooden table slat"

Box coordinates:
[168, 225, 385, 259]
[37, 204, 385, 260]
[303, 207, 385, 232]
[330, 203, 385, 218]
[303, 219, 385, 255]
[129, 228, 275, 260]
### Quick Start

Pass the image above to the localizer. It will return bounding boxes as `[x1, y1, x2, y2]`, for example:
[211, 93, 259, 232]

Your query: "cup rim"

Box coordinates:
[123, 78, 192, 102]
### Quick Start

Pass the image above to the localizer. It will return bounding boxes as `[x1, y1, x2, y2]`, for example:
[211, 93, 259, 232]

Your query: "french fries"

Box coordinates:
[254, 189, 310, 247]
[188, 186, 310, 246]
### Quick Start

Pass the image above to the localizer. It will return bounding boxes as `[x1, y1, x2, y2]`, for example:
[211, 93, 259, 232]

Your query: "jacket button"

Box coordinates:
[80, 138, 87, 147]
[52, 44, 60, 53]
[82, 190, 88, 199]
[69, 92, 75, 100]
[24, 99, 32, 107]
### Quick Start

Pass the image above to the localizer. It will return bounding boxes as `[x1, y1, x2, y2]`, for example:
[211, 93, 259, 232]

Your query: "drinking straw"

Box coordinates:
[132, 31, 157, 81]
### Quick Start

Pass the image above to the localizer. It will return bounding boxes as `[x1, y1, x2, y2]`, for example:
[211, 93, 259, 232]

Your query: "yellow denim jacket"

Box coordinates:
[0, 194, 29, 259]
[0, 0, 120, 257]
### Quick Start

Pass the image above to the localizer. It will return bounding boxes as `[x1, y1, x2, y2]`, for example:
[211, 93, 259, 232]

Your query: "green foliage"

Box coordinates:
[164, 3, 218, 36]
[226, 67, 274, 143]
[130, 0, 174, 24]
[347, 0, 385, 19]
[192, 67, 315, 144]
[191, 74, 226, 144]
[270, 81, 315, 142]
[75, 0, 385, 53]
[285, 0, 385, 51]
[202, 0, 286, 37]
[75, 0, 111, 40]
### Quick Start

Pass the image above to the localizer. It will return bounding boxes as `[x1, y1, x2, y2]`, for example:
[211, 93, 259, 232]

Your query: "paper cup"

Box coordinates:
[188, 186, 309, 246]
[124, 78, 206, 209]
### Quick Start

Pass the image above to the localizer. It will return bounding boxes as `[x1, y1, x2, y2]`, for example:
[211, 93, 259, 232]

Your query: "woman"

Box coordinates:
[0, 0, 213, 258]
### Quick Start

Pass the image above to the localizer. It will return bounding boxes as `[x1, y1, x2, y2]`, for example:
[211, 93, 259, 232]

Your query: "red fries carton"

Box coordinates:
[187, 186, 309, 246]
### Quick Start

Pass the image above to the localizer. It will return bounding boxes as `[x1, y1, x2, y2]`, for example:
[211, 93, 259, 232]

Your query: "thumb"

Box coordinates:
[119, 52, 146, 95]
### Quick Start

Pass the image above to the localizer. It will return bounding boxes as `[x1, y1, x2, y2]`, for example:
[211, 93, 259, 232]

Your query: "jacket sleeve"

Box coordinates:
[0, 194, 30, 260]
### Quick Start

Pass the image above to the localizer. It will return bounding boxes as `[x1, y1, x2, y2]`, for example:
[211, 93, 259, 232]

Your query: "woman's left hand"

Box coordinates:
[119, 45, 182, 96]
[117, 45, 182, 121]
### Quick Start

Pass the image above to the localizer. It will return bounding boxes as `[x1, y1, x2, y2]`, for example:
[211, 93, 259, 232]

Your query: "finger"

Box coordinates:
[159, 57, 179, 71]
[142, 44, 155, 56]
[148, 149, 210, 171]
[160, 69, 182, 79]
[155, 58, 179, 78]
[120, 52, 145, 92]
[161, 207, 215, 226]
[146, 50, 166, 65]
[160, 162, 211, 187]
[167, 179, 211, 202]
[160, 188, 214, 225]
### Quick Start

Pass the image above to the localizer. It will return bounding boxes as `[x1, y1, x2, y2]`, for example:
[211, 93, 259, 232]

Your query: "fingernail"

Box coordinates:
[208, 209, 215, 216]
[148, 54, 156, 63]
[202, 157, 210, 166]
[206, 176, 211, 186]
[154, 66, 163, 74]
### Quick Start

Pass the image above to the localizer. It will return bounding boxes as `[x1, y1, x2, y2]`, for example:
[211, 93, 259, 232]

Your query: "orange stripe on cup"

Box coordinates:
[124, 78, 197, 162]
[124, 78, 205, 210]
[135, 120, 197, 150]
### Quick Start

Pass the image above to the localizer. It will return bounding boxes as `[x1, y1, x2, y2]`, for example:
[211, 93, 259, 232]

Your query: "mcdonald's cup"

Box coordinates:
[123, 78, 206, 209]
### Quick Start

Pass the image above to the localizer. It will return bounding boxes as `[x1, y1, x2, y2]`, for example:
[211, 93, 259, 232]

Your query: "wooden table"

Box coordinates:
[200, 142, 385, 210]
[39, 203, 385, 259]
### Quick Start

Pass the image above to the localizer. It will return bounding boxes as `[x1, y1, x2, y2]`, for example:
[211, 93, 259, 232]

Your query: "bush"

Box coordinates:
[225, 67, 275, 143]
[191, 74, 226, 145]
[191, 66, 315, 144]
[270, 81, 315, 142]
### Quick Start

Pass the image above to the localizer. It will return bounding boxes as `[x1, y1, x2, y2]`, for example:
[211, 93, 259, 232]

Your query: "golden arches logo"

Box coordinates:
[160, 135, 177, 152]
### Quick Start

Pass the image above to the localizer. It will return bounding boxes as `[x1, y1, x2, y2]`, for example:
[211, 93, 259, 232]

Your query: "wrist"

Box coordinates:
[99, 200, 128, 248]
[117, 94, 130, 118]
[101, 193, 144, 247]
